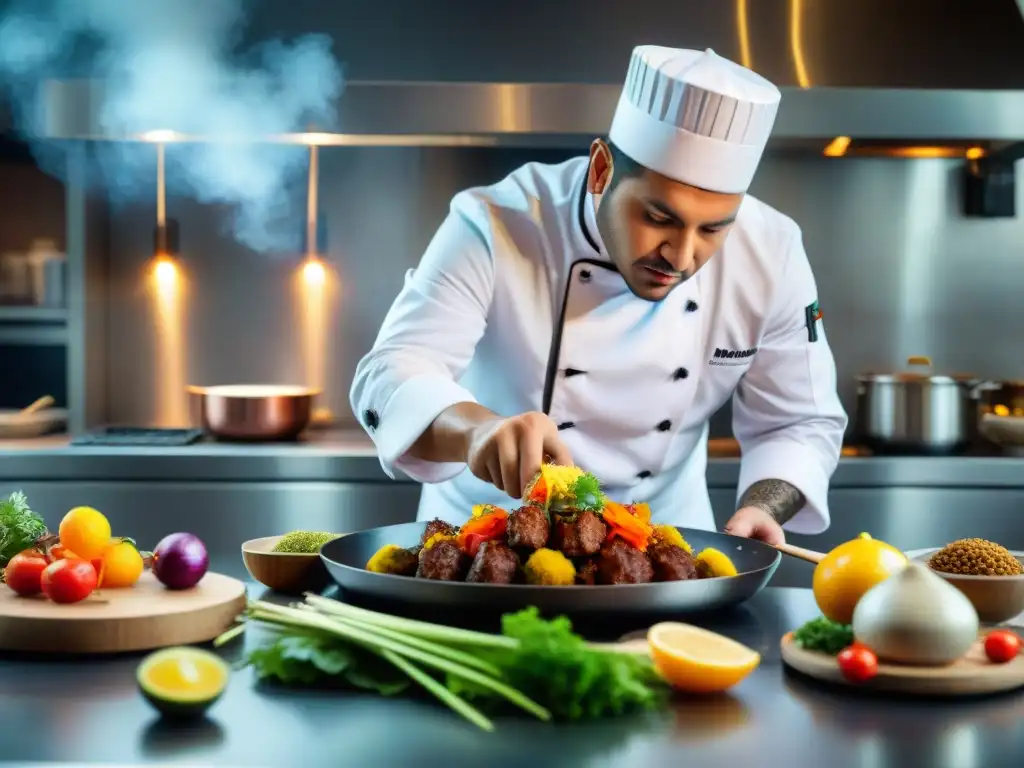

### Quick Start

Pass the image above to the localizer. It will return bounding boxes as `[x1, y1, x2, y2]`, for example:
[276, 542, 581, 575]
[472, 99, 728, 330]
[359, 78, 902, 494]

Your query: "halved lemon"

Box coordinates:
[648, 622, 760, 693]
[137, 646, 231, 719]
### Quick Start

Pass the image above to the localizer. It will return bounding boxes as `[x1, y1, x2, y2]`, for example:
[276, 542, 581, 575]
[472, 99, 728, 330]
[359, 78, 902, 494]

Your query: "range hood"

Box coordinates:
[25, 0, 1024, 145]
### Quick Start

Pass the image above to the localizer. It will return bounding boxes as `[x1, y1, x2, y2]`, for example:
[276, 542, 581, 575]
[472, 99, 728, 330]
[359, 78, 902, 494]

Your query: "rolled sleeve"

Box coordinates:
[732, 227, 848, 535]
[364, 374, 475, 483]
[350, 194, 496, 483]
[736, 438, 833, 534]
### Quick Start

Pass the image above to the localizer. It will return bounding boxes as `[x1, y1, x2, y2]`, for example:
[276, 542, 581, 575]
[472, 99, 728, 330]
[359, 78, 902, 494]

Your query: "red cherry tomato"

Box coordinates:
[837, 644, 879, 683]
[984, 630, 1021, 664]
[4, 551, 48, 596]
[40, 559, 98, 604]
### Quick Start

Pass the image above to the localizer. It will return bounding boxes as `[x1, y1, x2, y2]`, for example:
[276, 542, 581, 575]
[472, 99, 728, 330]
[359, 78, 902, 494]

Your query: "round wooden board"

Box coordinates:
[0, 571, 247, 654]
[780, 631, 1024, 697]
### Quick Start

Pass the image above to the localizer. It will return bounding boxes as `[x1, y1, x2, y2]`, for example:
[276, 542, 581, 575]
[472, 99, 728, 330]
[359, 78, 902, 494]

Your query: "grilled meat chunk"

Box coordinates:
[507, 505, 550, 550]
[420, 518, 458, 547]
[416, 540, 470, 581]
[597, 539, 654, 585]
[648, 543, 698, 582]
[466, 541, 519, 584]
[575, 558, 599, 585]
[551, 509, 607, 557]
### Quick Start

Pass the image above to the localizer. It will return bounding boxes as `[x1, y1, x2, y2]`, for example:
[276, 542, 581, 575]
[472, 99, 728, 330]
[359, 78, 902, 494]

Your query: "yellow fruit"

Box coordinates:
[98, 540, 144, 588]
[695, 547, 738, 577]
[652, 525, 691, 553]
[137, 646, 230, 718]
[648, 622, 761, 693]
[812, 532, 907, 624]
[58, 507, 112, 561]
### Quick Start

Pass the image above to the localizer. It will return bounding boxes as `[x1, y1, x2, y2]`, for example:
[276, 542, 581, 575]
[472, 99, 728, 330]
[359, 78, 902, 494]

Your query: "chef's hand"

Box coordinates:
[464, 411, 573, 500]
[724, 506, 786, 546]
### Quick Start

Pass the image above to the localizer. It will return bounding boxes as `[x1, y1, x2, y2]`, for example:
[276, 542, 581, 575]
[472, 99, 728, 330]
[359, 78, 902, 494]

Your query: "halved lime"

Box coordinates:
[137, 646, 231, 719]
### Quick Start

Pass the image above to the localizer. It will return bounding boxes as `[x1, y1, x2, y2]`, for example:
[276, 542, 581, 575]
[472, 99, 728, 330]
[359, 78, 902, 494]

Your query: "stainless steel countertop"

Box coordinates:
[2, 586, 1023, 767]
[2, 430, 1024, 487]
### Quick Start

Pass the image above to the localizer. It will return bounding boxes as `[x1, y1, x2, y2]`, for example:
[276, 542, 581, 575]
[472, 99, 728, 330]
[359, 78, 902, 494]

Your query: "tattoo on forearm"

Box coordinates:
[739, 479, 806, 525]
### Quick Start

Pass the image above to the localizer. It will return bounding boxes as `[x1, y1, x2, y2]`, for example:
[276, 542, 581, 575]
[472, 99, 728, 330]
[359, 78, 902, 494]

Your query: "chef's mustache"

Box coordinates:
[635, 253, 689, 280]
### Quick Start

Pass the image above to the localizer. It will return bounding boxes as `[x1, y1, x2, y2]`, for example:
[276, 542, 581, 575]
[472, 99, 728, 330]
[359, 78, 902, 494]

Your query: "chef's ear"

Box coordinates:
[588, 139, 614, 195]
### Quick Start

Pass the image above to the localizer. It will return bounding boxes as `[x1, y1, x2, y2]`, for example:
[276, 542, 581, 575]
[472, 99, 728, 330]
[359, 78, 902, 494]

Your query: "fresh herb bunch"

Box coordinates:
[496, 606, 665, 719]
[569, 473, 606, 512]
[231, 597, 666, 731]
[0, 491, 47, 571]
[793, 616, 855, 655]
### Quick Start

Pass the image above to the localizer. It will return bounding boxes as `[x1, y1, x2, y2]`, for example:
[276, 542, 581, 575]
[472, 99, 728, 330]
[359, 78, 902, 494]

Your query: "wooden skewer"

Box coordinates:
[774, 542, 826, 565]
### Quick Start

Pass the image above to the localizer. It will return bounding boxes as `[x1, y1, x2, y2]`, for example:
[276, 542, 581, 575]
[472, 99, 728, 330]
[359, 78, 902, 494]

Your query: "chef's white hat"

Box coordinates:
[608, 46, 781, 194]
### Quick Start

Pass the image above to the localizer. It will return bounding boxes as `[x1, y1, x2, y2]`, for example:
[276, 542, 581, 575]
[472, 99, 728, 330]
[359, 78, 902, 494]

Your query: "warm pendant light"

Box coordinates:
[297, 141, 332, 422]
[301, 143, 327, 282]
[147, 139, 187, 427]
[151, 141, 180, 285]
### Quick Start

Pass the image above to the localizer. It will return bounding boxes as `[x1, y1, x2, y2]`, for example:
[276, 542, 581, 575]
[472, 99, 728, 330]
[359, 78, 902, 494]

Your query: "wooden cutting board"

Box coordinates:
[0, 571, 247, 654]
[781, 631, 1024, 696]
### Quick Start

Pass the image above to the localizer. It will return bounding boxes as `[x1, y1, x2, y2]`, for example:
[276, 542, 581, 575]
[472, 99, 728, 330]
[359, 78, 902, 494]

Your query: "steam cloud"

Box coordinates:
[0, 0, 344, 253]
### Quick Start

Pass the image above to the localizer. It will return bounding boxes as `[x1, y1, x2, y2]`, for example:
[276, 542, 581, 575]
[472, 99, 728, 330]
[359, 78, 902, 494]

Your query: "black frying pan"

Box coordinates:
[320, 523, 780, 617]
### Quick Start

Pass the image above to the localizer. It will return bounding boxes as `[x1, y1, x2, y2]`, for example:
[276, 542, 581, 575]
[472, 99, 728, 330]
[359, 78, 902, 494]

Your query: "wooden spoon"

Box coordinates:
[19, 395, 54, 417]
[773, 542, 826, 565]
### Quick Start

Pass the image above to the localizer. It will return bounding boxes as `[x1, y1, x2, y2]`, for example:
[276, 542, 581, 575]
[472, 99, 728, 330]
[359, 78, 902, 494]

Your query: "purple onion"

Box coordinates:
[153, 532, 209, 590]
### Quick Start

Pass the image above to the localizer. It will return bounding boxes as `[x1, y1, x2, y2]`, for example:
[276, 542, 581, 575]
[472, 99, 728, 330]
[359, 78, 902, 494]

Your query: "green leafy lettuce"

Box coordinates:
[247, 635, 410, 695]
[492, 607, 666, 720]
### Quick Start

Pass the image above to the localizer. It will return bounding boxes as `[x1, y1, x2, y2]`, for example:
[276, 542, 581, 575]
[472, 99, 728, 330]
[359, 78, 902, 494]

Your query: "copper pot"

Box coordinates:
[187, 385, 319, 441]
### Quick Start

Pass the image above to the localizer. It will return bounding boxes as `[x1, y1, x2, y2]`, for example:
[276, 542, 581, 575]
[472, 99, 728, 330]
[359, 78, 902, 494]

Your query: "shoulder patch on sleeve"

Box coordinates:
[804, 300, 822, 342]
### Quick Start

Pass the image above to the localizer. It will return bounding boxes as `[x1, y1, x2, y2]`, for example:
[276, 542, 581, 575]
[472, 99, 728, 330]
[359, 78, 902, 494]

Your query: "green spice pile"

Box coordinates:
[792, 616, 855, 655]
[218, 598, 666, 731]
[271, 531, 340, 554]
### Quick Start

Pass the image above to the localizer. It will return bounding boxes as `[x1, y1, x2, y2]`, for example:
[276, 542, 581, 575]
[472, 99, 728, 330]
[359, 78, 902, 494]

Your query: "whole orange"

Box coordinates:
[58, 506, 112, 561]
[812, 532, 907, 624]
[97, 540, 144, 588]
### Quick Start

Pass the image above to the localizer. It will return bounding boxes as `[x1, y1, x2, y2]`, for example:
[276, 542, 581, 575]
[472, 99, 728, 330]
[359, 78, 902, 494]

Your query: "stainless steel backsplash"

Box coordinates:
[102, 149, 1024, 432]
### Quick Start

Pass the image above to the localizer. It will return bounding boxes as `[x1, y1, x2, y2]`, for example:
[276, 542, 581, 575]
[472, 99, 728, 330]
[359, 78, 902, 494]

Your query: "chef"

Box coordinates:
[351, 46, 848, 545]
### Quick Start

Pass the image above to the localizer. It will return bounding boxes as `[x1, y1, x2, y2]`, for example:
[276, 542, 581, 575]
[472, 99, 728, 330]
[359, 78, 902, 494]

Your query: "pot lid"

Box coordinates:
[857, 355, 979, 384]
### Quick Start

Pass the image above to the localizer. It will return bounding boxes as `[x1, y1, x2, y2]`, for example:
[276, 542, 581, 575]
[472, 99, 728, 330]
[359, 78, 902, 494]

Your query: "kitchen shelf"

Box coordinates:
[0, 306, 68, 323]
[35, 80, 1024, 144]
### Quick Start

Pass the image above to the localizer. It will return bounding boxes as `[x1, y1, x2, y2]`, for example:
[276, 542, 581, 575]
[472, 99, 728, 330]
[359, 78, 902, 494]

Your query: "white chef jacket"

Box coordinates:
[350, 156, 848, 533]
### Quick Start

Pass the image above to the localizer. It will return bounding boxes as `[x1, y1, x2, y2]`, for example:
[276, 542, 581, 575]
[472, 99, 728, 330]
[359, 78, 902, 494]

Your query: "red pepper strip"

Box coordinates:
[525, 476, 547, 506]
[461, 533, 489, 558]
[606, 527, 649, 551]
[603, 501, 653, 551]
[458, 510, 509, 555]
[627, 503, 652, 524]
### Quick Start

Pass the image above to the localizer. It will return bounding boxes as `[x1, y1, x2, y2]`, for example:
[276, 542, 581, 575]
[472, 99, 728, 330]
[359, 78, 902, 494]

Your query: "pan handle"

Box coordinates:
[774, 542, 826, 564]
[968, 380, 1003, 399]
